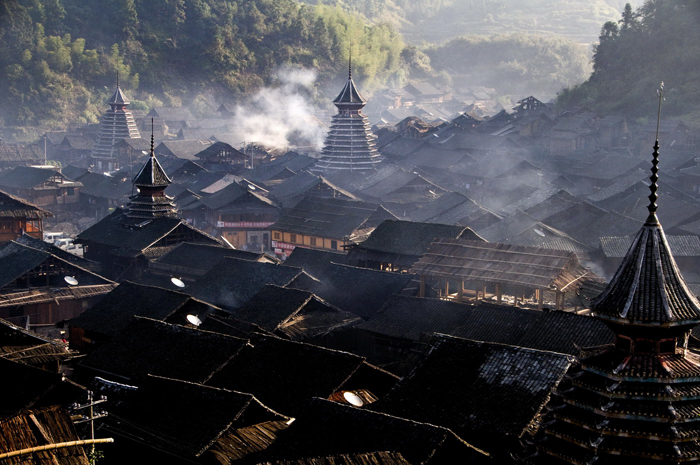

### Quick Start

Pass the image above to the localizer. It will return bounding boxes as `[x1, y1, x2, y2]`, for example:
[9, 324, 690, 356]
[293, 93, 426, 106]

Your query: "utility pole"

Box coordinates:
[72, 391, 108, 464]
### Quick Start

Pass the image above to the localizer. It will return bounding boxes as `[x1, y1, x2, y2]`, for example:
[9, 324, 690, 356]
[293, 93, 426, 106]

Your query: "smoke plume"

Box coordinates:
[231, 67, 326, 151]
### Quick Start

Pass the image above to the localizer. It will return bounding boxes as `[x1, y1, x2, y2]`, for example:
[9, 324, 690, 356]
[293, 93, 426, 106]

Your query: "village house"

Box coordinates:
[0, 189, 52, 243]
[347, 219, 483, 272]
[0, 240, 116, 326]
[0, 141, 44, 169]
[270, 196, 397, 258]
[0, 166, 82, 209]
[199, 178, 280, 249]
[411, 239, 602, 310]
[76, 139, 220, 280]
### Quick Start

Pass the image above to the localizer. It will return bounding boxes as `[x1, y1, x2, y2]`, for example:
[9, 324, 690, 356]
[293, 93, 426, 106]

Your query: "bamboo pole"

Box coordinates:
[0, 438, 114, 459]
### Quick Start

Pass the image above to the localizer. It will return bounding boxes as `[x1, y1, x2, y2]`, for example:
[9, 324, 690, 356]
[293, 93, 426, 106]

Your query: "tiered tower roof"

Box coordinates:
[91, 81, 141, 169]
[313, 60, 381, 172]
[531, 85, 700, 465]
[126, 123, 177, 220]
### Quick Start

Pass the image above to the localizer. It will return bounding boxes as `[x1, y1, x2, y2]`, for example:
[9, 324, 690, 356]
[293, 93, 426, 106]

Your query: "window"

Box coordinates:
[67, 187, 75, 196]
[26, 220, 40, 232]
[273, 232, 281, 240]
[331, 240, 338, 250]
[290, 234, 297, 243]
[310, 237, 317, 246]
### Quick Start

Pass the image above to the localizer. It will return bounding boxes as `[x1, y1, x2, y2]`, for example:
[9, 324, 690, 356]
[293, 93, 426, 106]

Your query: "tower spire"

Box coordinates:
[646, 82, 665, 225]
[150, 117, 155, 158]
[349, 48, 352, 80]
[116, 70, 120, 89]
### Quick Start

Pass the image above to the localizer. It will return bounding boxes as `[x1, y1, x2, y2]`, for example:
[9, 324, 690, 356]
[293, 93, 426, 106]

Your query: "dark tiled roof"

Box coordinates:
[283, 247, 351, 277]
[372, 335, 573, 453]
[592, 223, 700, 326]
[153, 242, 271, 272]
[355, 220, 480, 257]
[0, 241, 112, 289]
[132, 153, 172, 187]
[79, 317, 247, 383]
[411, 239, 594, 291]
[77, 172, 132, 200]
[68, 281, 216, 337]
[271, 197, 382, 238]
[188, 257, 303, 310]
[256, 451, 411, 465]
[199, 179, 276, 210]
[108, 85, 129, 104]
[206, 333, 366, 416]
[357, 295, 473, 340]
[147, 106, 194, 121]
[288, 263, 413, 319]
[0, 189, 52, 218]
[232, 285, 361, 340]
[269, 171, 358, 208]
[601, 235, 700, 258]
[258, 397, 488, 464]
[0, 166, 71, 190]
[13, 234, 97, 269]
[77, 209, 218, 257]
[101, 375, 288, 460]
[334, 77, 366, 105]
[61, 165, 89, 181]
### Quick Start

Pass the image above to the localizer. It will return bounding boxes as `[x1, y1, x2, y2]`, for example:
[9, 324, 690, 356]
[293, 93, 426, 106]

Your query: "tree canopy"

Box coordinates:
[0, 0, 406, 127]
[557, 0, 700, 118]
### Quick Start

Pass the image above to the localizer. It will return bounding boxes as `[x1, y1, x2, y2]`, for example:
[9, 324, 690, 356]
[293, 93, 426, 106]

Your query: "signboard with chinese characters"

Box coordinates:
[216, 221, 275, 228]
[271, 241, 296, 251]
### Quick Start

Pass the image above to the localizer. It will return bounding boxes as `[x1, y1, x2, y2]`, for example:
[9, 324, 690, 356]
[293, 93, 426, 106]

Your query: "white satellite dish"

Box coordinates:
[343, 391, 364, 407]
[171, 277, 186, 288]
[186, 314, 202, 326]
[64, 276, 79, 286]
[248, 184, 256, 190]
[534, 229, 546, 237]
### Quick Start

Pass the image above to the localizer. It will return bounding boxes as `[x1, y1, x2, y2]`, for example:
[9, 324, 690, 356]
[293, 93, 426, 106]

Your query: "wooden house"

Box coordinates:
[0, 142, 43, 169]
[347, 220, 483, 272]
[91, 375, 290, 464]
[287, 262, 415, 319]
[194, 141, 248, 173]
[154, 139, 212, 161]
[0, 166, 82, 209]
[75, 171, 133, 218]
[145, 241, 276, 285]
[0, 189, 52, 243]
[223, 284, 361, 342]
[268, 171, 359, 209]
[269, 196, 397, 258]
[411, 239, 603, 310]
[252, 397, 488, 464]
[67, 281, 223, 352]
[372, 334, 574, 461]
[0, 358, 85, 417]
[187, 257, 305, 311]
[76, 317, 247, 384]
[0, 240, 116, 325]
[146, 106, 194, 134]
[200, 179, 280, 249]
[205, 333, 399, 417]
[0, 317, 71, 370]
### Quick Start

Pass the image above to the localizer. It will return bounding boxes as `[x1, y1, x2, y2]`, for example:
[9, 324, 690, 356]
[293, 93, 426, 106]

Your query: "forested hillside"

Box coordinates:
[557, 0, 700, 119]
[300, 0, 645, 44]
[425, 33, 591, 100]
[0, 0, 405, 127]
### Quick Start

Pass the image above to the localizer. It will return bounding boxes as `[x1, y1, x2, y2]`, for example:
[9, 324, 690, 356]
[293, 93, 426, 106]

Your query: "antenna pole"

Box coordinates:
[647, 82, 665, 225]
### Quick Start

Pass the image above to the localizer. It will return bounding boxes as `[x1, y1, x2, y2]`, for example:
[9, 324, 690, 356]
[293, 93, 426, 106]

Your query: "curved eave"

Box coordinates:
[333, 78, 366, 105]
[592, 223, 700, 326]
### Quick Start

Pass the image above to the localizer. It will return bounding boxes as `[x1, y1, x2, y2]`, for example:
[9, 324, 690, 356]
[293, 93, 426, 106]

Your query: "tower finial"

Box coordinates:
[150, 118, 155, 158]
[348, 48, 352, 80]
[646, 82, 665, 225]
[116, 70, 120, 89]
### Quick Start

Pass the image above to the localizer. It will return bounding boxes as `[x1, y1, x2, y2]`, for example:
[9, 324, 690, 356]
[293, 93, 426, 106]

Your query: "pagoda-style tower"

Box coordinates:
[126, 125, 177, 220]
[313, 60, 381, 172]
[531, 86, 700, 464]
[91, 80, 141, 172]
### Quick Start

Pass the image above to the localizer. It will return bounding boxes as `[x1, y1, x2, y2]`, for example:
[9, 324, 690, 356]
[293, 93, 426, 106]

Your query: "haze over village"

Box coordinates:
[2, 0, 700, 464]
